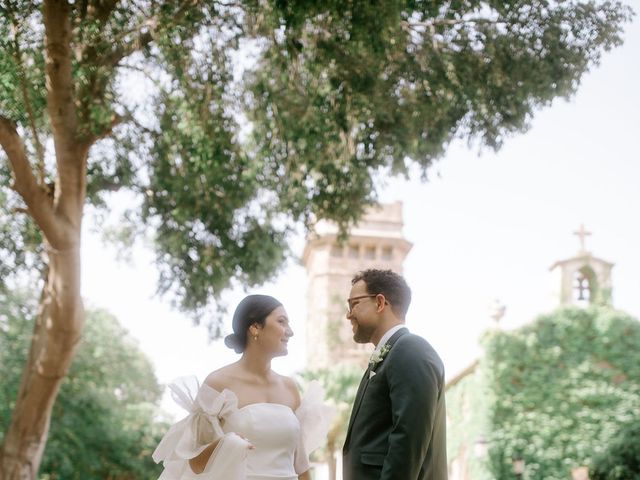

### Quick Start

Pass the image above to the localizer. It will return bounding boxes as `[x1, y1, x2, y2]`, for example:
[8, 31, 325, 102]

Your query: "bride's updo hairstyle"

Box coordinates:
[224, 294, 283, 353]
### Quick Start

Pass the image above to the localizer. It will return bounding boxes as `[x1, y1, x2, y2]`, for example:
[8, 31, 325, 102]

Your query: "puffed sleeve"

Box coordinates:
[293, 380, 336, 474]
[152, 377, 251, 479]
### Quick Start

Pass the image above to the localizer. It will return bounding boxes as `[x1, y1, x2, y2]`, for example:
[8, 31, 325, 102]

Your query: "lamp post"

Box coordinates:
[571, 466, 589, 480]
[512, 457, 525, 479]
[474, 436, 488, 458]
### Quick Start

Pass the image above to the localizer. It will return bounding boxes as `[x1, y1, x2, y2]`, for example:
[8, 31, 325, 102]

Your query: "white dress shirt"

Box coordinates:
[373, 324, 406, 352]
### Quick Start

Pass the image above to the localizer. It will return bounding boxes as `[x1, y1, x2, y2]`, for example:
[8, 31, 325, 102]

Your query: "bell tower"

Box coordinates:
[302, 202, 412, 369]
[549, 224, 614, 307]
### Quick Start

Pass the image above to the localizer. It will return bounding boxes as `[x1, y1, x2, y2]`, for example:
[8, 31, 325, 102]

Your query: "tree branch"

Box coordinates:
[400, 17, 506, 50]
[83, 113, 126, 146]
[44, 0, 78, 150]
[403, 18, 505, 29]
[103, 0, 202, 67]
[128, 114, 161, 136]
[75, 2, 200, 149]
[116, 62, 165, 88]
[6, 4, 47, 185]
[0, 116, 62, 242]
[86, 0, 118, 23]
[44, 0, 86, 224]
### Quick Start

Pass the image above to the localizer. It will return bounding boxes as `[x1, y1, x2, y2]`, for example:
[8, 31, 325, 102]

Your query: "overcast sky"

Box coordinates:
[81, 14, 640, 417]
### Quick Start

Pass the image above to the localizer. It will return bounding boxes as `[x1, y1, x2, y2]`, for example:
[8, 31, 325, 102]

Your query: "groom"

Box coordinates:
[342, 269, 448, 480]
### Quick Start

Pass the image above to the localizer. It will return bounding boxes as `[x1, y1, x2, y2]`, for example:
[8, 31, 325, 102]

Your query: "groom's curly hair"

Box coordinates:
[352, 269, 412, 319]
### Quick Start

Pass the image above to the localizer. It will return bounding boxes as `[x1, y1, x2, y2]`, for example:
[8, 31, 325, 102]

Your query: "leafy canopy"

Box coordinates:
[0, 1, 634, 327]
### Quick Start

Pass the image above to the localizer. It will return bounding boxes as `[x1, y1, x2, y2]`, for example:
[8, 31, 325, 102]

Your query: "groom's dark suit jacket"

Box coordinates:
[342, 328, 447, 480]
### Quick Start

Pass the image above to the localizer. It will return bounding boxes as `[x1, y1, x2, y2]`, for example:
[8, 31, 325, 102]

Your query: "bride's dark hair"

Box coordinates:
[224, 294, 283, 353]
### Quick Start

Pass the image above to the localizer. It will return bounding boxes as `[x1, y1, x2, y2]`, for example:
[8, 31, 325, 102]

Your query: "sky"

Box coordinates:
[81, 15, 640, 417]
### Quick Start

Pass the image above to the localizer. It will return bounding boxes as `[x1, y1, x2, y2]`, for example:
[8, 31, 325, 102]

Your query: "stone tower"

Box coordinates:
[549, 224, 614, 307]
[302, 202, 412, 369]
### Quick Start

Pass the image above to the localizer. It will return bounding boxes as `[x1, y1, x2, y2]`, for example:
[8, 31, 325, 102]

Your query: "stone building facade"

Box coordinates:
[302, 202, 412, 369]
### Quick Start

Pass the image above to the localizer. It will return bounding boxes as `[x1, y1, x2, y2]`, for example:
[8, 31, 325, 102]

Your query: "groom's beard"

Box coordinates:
[352, 321, 375, 344]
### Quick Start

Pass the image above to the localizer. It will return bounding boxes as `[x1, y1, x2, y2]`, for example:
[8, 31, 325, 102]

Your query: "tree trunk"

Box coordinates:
[0, 1, 89, 477]
[0, 243, 84, 479]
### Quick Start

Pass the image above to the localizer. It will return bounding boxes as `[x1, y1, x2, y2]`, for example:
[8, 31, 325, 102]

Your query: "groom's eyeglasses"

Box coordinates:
[347, 294, 379, 313]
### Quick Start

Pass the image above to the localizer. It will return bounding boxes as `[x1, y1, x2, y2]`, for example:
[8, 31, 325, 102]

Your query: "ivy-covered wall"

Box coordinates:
[445, 361, 492, 480]
[447, 307, 640, 479]
[485, 307, 640, 479]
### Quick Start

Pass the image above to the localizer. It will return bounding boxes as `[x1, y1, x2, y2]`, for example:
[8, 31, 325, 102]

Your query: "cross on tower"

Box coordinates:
[573, 224, 592, 253]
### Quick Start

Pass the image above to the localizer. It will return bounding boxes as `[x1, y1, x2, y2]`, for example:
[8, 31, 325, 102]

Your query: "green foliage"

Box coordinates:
[591, 420, 640, 480]
[483, 307, 640, 479]
[445, 362, 493, 480]
[248, 0, 634, 178]
[0, 289, 39, 433]
[0, 172, 44, 291]
[0, 1, 634, 329]
[144, 47, 288, 314]
[0, 290, 167, 479]
[0, 3, 47, 126]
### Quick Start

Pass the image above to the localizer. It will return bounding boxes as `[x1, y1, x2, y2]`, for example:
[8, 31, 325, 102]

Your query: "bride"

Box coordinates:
[152, 294, 333, 480]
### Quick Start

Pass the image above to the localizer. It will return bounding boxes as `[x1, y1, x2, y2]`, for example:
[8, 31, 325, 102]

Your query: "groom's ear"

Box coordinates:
[375, 294, 387, 313]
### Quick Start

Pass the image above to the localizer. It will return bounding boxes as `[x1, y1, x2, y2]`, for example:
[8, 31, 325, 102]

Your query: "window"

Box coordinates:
[364, 246, 376, 260]
[572, 266, 596, 305]
[573, 272, 591, 302]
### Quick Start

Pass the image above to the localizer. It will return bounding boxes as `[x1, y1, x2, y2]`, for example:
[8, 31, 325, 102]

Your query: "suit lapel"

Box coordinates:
[343, 328, 409, 449]
[344, 364, 371, 447]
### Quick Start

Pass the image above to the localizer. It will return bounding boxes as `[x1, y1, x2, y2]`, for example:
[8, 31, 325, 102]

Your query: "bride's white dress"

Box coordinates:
[152, 377, 333, 480]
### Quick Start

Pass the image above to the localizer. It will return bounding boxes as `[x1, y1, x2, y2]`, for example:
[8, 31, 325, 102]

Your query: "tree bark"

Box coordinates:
[0, 1, 88, 478]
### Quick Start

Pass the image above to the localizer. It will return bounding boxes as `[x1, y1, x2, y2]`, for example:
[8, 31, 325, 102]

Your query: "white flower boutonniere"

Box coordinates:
[369, 344, 391, 369]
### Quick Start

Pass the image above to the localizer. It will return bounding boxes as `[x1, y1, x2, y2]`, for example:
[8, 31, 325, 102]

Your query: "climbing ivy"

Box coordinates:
[482, 307, 640, 479]
[591, 419, 640, 479]
[445, 360, 493, 480]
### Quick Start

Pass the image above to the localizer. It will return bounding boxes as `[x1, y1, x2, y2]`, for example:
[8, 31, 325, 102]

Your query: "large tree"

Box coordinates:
[0, 0, 633, 477]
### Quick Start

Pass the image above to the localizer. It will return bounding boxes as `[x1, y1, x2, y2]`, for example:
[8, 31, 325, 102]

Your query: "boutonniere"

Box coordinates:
[369, 344, 391, 369]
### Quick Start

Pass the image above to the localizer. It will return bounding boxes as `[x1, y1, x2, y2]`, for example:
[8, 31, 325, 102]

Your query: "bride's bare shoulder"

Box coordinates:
[204, 363, 240, 391]
[279, 374, 301, 408]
